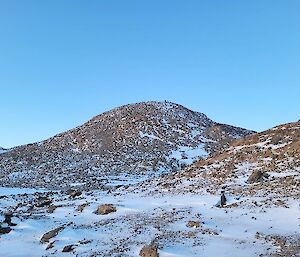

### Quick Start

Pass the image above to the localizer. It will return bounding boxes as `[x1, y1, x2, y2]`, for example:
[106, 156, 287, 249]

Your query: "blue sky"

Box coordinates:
[0, 1, 299, 148]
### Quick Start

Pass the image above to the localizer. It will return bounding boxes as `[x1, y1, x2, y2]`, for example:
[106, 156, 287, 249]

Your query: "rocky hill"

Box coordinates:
[0, 101, 253, 189]
[0, 147, 7, 154]
[154, 120, 300, 201]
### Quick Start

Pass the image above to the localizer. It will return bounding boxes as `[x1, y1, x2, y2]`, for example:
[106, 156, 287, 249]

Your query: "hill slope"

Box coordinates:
[155, 120, 299, 201]
[0, 101, 253, 189]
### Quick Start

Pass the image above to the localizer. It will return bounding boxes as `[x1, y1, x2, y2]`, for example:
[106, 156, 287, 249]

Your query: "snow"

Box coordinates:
[168, 145, 209, 165]
[268, 171, 299, 178]
[0, 187, 46, 196]
[0, 186, 298, 257]
[139, 131, 163, 141]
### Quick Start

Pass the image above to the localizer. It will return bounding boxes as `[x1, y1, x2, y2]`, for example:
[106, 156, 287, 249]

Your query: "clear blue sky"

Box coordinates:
[0, 1, 299, 148]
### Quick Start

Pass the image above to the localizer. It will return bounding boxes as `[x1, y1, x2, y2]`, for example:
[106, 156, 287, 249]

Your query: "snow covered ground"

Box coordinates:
[0, 187, 299, 257]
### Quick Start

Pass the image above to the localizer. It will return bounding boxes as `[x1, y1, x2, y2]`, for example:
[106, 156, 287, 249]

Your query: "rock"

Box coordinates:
[36, 199, 52, 208]
[186, 220, 201, 228]
[68, 190, 82, 198]
[0, 227, 12, 234]
[3, 213, 17, 226]
[62, 245, 74, 252]
[139, 243, 159, 257]
[77, 203, 89, 212]
[47, 205, 57, 213]
[40, 226, 64, 243]
[187, 231, 196, 238]
[46, 241, 55, 250]
[79, 239, 92, 245]
[247, 170, 265, 183]
[95, 204, 116, 215]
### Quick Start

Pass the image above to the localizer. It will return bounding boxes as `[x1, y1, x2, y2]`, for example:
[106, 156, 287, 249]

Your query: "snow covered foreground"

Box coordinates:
[0, 187, 299, 257]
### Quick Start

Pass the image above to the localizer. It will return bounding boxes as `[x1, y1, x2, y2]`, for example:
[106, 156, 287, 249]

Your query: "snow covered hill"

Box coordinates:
[0, 120, 298, 257]
[0, 101, 253, 189]
[145, 120, 299, 201]
[0, 147, 7, 154]
[168, 120, 300, 198]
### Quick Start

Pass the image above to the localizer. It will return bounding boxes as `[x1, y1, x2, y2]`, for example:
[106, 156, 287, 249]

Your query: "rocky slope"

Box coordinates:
[127, 120, 300, 257]
[0, 101, 253, 189]
[150, 120, 300, 201]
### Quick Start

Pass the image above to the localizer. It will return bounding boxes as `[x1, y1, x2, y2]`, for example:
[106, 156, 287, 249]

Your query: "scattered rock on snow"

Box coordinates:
[95, 204, 116, 215]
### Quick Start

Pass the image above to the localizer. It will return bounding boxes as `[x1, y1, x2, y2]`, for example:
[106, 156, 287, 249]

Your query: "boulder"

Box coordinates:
[62, 245, 74, 252]
[186, 221, 200, 228]
[40, 226, 64, 243]
[0, 227, 12, 235]
[3, 213, 17, 226]
[139, 243, 159, 257]
[68, 190, 82, 198]
[247, 170, 266, 183]
[95, 204, 116, 215]
[47, 205, 57, 213]
[77, 203, 89, 212]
